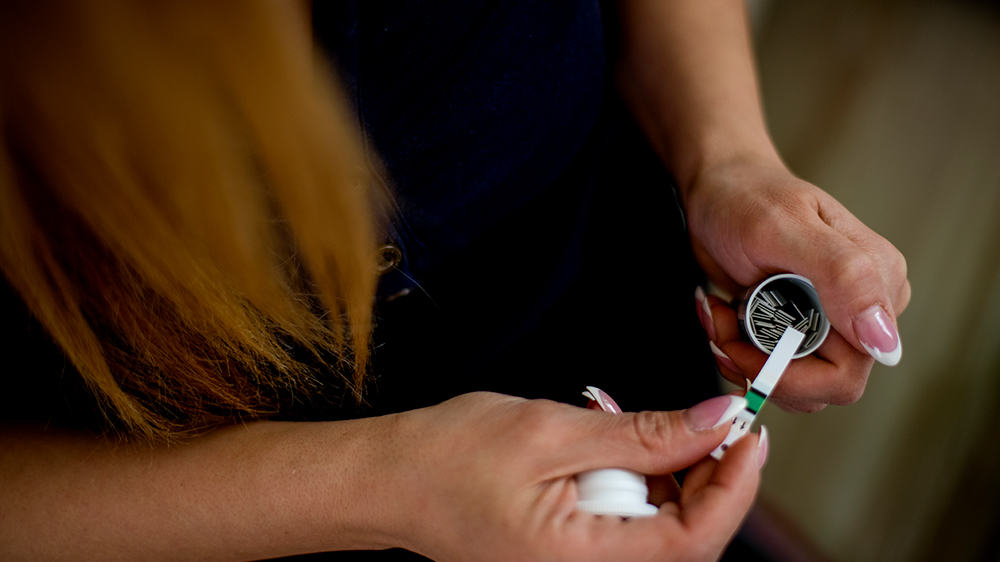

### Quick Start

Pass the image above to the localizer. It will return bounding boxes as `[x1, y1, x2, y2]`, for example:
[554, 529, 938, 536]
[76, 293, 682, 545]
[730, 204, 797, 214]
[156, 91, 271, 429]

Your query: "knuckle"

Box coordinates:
[831, 252, 880, 292]
[832, 371, 870, 406]
[629, 411, 677, 453]
[832, 382, 866, 406]
[740, 202, 787, 246]
[889, 251, 910, 307]
[889, 248, 908, 282]
[658, 533, 698, 560]
[796, 401, 828, 414]
[773, 395, 827, 413]
[512, 399, 566, 443]
[897, 280, 912, 312]
[516, 399, 557, 428]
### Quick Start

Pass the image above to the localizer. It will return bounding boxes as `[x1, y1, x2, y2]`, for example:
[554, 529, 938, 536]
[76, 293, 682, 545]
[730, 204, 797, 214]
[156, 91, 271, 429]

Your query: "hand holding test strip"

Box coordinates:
[710, 325, 804, 460]
[712, 273, 829, 459]
[575, 274, 823, 516]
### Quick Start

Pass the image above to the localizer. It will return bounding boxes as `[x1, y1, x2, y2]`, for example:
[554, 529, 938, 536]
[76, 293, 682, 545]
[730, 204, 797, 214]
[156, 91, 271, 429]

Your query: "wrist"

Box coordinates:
[239, 416, 413, 556]
[674, 132, 785, 201]
[309, 413, 414, 552]
[617, 65, 784, 201]
[677, 146, 788, 214]
[366, 406, 455, 558]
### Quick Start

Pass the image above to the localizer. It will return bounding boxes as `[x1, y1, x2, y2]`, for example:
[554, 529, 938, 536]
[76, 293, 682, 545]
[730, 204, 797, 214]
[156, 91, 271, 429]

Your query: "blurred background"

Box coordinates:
[737, 1, 1000, 560]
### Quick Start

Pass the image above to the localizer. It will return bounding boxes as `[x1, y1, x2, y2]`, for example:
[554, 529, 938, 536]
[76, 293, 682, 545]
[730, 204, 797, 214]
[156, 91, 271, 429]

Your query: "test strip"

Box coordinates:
[710, 326, 805, 460]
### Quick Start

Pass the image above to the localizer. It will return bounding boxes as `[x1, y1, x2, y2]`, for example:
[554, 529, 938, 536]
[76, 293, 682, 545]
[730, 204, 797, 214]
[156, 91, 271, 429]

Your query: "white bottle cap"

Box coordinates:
[576, 468, 659, 518]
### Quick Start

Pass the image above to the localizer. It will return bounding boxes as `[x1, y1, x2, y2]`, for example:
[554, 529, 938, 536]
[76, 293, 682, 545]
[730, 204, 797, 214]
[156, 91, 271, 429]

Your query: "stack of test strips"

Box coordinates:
[748, 288, 823, 355]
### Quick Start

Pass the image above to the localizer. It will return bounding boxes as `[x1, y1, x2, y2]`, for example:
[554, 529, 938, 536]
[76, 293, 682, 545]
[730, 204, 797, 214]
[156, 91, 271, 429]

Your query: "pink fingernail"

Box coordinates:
[757, 426, 770, 469]
[684, 395, 747, 431]
[853, 305, 902, 366]
[583, 386, 622, 415]
[695, 286, 717, 341]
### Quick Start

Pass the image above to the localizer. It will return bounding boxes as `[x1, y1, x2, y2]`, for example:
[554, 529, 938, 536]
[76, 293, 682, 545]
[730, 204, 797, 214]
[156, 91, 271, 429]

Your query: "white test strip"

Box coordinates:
[751, 326, 804, 395]
[710, 326, 805, 460]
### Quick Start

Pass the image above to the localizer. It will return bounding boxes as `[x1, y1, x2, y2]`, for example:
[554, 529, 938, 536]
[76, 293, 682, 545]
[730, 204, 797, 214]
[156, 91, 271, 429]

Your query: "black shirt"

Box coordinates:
[309, 0, 718, 418]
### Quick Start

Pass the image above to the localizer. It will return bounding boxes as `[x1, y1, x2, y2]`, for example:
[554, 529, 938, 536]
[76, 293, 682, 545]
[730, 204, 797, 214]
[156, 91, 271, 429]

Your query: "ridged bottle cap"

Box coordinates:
[576, 468, 658, 518]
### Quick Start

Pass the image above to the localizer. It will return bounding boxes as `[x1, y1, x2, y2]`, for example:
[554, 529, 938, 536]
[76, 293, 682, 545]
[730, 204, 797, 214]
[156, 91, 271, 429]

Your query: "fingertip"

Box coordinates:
[712, 428, 763, 494]
[705, 296, 743, 343]
[853, 305, 902, 366]
[683, 395, 747, 432]
[694, 286, 717, 341]
[705, 281, 736, 304]
[756, 426, 769, 469]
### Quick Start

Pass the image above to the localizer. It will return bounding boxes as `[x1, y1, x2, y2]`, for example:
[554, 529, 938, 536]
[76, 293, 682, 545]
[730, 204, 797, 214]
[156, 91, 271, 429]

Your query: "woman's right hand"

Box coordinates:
[377, 392, 765, 561]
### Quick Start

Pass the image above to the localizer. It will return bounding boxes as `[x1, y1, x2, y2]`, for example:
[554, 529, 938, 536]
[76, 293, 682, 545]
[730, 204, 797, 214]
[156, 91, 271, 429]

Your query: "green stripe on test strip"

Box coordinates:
[745, 388, 766, 413]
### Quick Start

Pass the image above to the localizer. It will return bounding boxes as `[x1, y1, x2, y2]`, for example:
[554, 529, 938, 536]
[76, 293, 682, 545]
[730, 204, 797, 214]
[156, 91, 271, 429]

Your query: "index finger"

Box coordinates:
[676, 431, 762, 556]
[583, 434, 761, 560]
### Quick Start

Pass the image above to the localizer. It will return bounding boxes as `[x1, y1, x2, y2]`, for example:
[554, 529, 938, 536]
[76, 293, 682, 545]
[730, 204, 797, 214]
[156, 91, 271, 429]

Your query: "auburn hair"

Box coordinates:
[0, 1, 386, 441]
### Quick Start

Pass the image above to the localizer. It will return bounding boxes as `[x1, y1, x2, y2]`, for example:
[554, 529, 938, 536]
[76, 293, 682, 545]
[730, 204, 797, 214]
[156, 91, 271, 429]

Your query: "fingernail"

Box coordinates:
[694, 286, 717, 341]
[684, 395, 747, 431]
[709, 341, 741, 373]
[757, 425, 770, 469]
[583, 386, 622, 415]
[853, 305, 902, 366]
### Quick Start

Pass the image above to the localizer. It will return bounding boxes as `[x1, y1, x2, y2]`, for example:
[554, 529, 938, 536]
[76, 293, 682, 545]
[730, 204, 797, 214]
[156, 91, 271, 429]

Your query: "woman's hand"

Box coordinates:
[688, 157, 911, 412]
[614, 0, 910, 411]
[381, 392, 765, 561]
[1, 392, 760, 560]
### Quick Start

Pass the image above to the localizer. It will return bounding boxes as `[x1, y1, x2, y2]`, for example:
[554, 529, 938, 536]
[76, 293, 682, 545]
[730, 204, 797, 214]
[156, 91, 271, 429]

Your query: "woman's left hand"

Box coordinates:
[384, 392, 764, 561]
[685, 157, 911, 412]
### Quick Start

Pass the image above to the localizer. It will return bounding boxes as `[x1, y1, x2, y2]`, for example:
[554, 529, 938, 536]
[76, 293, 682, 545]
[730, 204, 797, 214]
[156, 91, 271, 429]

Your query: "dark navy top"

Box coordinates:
[308, 0, 717, 421]
[307, 3, 723, 555]
[314, 1, 606, 295]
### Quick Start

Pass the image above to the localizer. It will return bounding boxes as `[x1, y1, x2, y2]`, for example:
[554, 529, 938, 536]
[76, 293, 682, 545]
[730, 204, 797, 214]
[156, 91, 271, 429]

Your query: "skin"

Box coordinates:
[0, 394, 763, 560]
[1, 1, 908, 558]
[617, 1, 911, 411]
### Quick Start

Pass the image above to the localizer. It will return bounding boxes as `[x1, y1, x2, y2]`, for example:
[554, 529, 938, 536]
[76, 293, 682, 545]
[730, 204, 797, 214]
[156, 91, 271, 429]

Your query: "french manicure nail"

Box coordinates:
[684, 395, 747, 431]
[757, 425, 770, 469]
[853, 305, 902, 366]
[695, 286, 717, 341]
[583, 386, 622, 415]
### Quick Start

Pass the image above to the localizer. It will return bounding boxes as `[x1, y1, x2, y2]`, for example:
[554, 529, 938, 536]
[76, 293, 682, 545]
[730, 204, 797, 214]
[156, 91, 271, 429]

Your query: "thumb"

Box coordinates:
[776, 219, 903, 366]
[571, 395, 747, 475]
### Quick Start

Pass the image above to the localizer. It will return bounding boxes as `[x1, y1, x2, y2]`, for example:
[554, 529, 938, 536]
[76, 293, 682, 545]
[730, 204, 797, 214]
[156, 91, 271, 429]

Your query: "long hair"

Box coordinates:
[0, 1, 385, 441]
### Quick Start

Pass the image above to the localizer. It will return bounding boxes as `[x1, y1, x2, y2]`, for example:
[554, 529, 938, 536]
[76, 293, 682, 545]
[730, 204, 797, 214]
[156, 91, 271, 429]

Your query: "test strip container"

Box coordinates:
[737, 273, 831, 358]
[712, 274, 831, 460]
